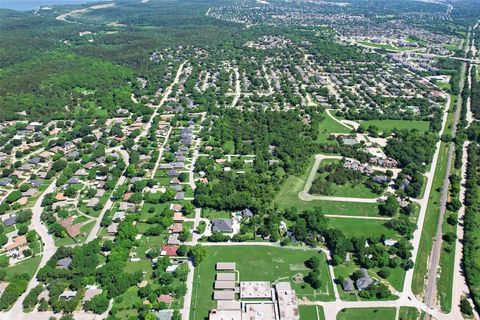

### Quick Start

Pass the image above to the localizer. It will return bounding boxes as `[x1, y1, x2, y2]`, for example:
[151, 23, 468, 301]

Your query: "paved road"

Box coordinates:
[401, 87, 451, 305]
[150, 126, 172, 179]
[325, 109, 356, 130]
[5, 180, 57, 319]
[230, 68, 241, 108]
[425, 61, 466, 314]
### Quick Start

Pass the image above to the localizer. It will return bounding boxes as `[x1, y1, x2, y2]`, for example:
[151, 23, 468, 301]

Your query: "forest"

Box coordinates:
[194, 108, 321, 212]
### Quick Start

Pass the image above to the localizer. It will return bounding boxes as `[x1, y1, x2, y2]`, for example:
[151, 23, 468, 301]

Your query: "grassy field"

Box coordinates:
[399, 307, 420, 320]
[337, 307, 396, 320]
[437, 154, 463, 312]
[300, 305, 326, 320]
[274, 157, 381, 216]
[412, 142, 449, 296]
[328, 217, 397, 239]
[359, 120, 430, 133]
[317, 111, 351, 144]
[189, 246, 335, 320]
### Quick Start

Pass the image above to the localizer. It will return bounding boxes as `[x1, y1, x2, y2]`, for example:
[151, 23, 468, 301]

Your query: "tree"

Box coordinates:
[188, 246, 207, 266]
[85, 294, 109, 314]
[379, 195, 399, 217]
[377, 268, 390, 279]
[177, 245, 188, 256]
[460, 297, 473, 316]
[305, 255, 321, 270]
[305, 269, 322, 289]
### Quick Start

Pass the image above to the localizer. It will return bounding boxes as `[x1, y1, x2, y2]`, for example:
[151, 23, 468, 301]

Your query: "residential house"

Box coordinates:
[212, 219, 233, 233]
[57, 257, 72, 269]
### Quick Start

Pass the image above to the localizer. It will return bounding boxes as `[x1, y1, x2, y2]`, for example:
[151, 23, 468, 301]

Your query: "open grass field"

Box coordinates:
[412, 142, 449, 295]
[300, 305, 326, 320]
[359, 119, 430, 133]
[399, 307, 420, 320]
[274, 157, 381, 216]
[328, 217, 397, 239]
[437, 159, 463, 312]
[337, 307, 396, 320]
[317, 111, 351, 144]
[189, 246, 335, 320]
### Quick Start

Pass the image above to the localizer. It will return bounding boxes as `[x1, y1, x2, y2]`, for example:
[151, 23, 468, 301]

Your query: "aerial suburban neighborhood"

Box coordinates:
[0, 0, 479, 320]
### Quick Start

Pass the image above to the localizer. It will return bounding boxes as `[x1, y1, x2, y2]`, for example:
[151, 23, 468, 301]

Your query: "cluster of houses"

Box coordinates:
[209, 262, 300, 320]
[341, 268, 374, 292]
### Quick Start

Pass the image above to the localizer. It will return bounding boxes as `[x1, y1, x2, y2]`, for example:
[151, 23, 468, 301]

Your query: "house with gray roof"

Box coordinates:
[212, 219, 233, 233]
[342, 278, 355, 292]
[57, 257, 72, 269]
[3, 215, 17, 227]
[356, 269, 373, 290]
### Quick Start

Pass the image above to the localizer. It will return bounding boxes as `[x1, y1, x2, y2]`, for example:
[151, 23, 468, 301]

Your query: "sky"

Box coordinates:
[0, 0, 99, 11]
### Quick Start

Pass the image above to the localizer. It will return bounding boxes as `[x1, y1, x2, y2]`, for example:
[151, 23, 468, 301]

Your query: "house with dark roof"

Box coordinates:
[342, 278, 355, 292]
[28, 157, 41, 164]
[242, 209, 253, 219]
[3, 215, 17, 227]
[212, 219, 233, 233]
[356, 269, 373, 290]
[57, 257, 72, 269]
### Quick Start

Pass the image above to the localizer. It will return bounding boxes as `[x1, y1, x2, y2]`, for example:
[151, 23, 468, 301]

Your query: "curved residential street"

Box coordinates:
[5, 180, 57, 320]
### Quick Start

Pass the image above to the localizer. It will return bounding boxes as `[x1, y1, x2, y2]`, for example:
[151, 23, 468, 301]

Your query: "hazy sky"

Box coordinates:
[0, 0, 99, 11]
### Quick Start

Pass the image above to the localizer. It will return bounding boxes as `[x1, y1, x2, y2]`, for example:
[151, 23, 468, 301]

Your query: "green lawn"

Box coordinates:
[317, 111, 351, 144]
[437, 167, 462, 312]
[413, 142, 449, 295]
[359, 120, 430, 134]
[3, 256, 41, 280]
[274, 157, 381, 216]
[328, 218, 398, 239]
[399, 307, 420, 320]
[190, 246, 335, 320]
[337, 307, 396, 320]
[300, 305, 326, 320]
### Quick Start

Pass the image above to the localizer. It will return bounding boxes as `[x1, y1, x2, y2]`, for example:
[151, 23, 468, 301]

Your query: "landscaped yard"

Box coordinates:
[189, 245, 335, 320]
[336, 307, 396, 320]
[3, 256, 41, 280]
[334, 261, 403, 300]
